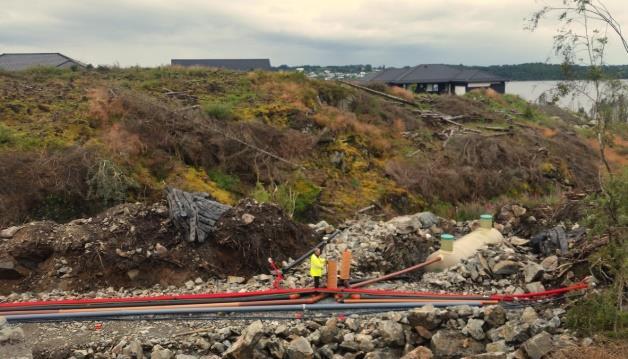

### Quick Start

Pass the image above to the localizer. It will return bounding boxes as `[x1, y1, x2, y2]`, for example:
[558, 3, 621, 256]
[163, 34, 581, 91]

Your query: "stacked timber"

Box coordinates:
[165, 187, 231, 243]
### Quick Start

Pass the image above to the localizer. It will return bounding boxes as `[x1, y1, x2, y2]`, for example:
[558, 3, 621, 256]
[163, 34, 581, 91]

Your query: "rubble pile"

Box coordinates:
[0, 200, 317, 293]
[21, 304, 589, 358]
[323, 212, 442, 275]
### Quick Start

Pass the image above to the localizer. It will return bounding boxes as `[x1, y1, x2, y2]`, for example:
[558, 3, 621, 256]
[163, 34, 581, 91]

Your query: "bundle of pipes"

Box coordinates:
[1, 282, 588, 322]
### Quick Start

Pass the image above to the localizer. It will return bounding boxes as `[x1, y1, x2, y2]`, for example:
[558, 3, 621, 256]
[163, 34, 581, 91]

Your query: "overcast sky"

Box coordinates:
[1, 0, 627, 67]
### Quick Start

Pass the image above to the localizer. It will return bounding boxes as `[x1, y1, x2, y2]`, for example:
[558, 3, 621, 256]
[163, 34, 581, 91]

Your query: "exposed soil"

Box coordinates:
[0, 200, 317, 294]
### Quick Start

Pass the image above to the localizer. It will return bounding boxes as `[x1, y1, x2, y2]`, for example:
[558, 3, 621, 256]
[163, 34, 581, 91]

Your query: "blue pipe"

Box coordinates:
[5, 301, 483, 322]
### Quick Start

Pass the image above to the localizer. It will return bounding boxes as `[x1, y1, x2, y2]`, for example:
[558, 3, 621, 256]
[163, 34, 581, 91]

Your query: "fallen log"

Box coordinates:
[165, 188, 231, 243]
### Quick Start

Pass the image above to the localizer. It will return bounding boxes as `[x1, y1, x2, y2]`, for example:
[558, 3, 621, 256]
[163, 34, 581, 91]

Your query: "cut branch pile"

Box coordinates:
[166, 187, 231, 243]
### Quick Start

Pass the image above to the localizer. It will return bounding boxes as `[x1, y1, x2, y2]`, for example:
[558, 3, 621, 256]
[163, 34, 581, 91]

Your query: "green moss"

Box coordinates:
[207, 169, 240, 191]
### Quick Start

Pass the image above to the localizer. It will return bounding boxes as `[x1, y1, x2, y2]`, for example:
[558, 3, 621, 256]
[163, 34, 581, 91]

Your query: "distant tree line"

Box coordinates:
[275, 64, 372, 73]
[464, 63, 628, 81]
[276, 63, 628, 80]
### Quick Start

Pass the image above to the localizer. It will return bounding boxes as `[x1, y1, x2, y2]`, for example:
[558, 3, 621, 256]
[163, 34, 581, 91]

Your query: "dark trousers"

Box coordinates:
[313, 276, 321, 288]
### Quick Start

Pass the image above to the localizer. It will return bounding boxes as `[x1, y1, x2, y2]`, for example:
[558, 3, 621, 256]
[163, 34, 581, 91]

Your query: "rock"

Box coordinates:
[492, 261, 519, 275]
[175, 355, 198, 359]
[485, 340, 509, 353]
[540, 256, 558, 271]
[509, 237, 529, 246]
[227, 276, 246, 284]
[463, 319, 485, 340]
[241, 213, 255, 224]
[387, 215, 422, 234]
[407, 305, 441, 330]
[495, 321, 529, 343]
[511, 205, 527, 217]
[521, 331, 553, 359]
[155, 243, 168, 257]
[123, 340, 144, 359]
[127, 269, 140, 280]
[286, 336, 313, 359]
[275, 324, 289, 337]
[0, 327, 24, 344]
[430, 330, 484, 357]
[523, 262, 544, 283]
[521, 307, 539, 324]
[73, 349, 89, 359]
[379, 320, 405, 346]
[0, 258, 21, 279]
[417, 212, 439, 228]
[525, 282, 545, 293]
[401, 346, 433, 359]
[267, 338, 286, 358]
[185, 280, 195, 289]
[223, 320, 265, 359]
[152, 345, 174, 359]
[0, 316, 6, 328]
[483, 306, 506, 327]
[414, 326, 432, 339]
[0, 226, 21, 239]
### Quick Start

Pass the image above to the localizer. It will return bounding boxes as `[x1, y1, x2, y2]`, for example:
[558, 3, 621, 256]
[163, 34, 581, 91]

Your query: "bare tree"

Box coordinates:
[528, 0, 628, 175]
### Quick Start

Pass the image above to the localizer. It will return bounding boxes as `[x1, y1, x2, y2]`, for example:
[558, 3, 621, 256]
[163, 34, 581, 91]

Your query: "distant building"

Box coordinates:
[362, 64, 507, 95]
[171, 58, 271, 71]
[0, 53, 86, 71]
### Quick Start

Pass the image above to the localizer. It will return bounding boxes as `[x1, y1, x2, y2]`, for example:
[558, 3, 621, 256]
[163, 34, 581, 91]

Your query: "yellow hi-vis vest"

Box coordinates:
[310, 254, 326, 277]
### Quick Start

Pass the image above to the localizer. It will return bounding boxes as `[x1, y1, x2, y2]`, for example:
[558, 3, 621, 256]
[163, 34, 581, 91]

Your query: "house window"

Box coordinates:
[426, 84, 439, 92]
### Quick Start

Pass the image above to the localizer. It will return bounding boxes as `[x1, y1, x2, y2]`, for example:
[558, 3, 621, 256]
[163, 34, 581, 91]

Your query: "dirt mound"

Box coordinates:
[0, 200, 317, 293]
[211, 199, 318, 274]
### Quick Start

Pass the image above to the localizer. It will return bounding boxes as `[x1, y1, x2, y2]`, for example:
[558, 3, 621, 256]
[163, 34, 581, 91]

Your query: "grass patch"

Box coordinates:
[203, 102, 235, 121]
[207, 169, 240, 191]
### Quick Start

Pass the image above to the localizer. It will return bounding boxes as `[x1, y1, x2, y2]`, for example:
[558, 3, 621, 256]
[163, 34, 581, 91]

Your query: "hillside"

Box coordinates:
[0, 66, 610, 227]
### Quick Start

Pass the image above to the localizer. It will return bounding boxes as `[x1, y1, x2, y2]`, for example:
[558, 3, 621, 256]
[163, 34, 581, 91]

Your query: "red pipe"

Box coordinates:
[0, 294, 328, 316]
[350, 257, 442, 288]
[491, 282, 588, 301]
[0, 288, 317, 309]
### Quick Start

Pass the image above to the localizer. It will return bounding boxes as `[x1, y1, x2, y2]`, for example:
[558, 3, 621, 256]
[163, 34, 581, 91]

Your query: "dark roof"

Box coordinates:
[364, 64, 506, 84]
[0, 53, 86, 71]
[171, 59, 271, 71]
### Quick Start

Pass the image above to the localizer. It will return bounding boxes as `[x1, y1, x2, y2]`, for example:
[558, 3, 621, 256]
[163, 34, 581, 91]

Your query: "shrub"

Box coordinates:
[0, 124, 13, 145]
[204, 102, 234, 120]
[207, 169, 240, 191]
[87, 159, 136, 206]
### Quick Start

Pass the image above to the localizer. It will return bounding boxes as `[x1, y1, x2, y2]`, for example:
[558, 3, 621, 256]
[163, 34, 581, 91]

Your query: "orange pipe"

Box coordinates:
[327, 260, 338, 289]
[340, 250, 352, 280]
[342, 298, 499, 305]
[350, 256, 442, 288]
[0, 294, 326, 315]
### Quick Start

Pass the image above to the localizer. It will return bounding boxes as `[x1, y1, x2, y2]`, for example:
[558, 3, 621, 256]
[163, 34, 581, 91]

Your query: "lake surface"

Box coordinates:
[507, 80, 628, 112]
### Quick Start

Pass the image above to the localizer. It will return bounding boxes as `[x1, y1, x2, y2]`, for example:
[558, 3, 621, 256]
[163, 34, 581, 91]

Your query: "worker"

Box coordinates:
[309, 248, 326, 288]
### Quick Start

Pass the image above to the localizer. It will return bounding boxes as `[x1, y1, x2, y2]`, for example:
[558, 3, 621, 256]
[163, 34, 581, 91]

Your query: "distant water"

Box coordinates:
[507, 80, 628, 112]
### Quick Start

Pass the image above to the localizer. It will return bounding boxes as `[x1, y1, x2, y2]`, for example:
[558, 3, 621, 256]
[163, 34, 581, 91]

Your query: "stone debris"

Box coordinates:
[0, 203, 591, 358]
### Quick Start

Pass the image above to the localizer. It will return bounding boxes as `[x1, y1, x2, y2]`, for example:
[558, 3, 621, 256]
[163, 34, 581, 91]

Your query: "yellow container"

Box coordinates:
[480, 214, 493, 229]
[440, 234, 455, 252]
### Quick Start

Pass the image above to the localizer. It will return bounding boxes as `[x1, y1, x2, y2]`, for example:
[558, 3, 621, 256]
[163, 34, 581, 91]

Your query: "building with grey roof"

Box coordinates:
[171, 58, 271, 71]
[363, 64, 507, 95]
[0, 53, 86, 71]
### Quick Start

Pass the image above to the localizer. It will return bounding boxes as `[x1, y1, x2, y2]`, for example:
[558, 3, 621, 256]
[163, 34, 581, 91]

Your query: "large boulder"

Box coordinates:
[286, 336, 313, 359]
[378, 320, 405, 346]
[407, 305, 442, 330]
[521, 331, 553, 359]
[223, 320, 265, 359]
[401, 346, 433, 359]
[430, 330, 484, 358]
